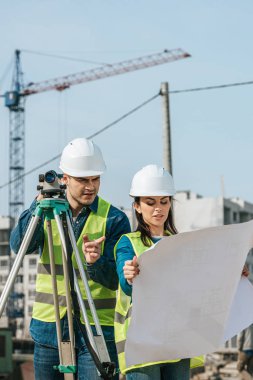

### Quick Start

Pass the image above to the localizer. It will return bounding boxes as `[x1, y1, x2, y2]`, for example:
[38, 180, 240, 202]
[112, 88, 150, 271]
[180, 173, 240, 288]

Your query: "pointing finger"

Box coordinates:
[95, 236, 106, 244]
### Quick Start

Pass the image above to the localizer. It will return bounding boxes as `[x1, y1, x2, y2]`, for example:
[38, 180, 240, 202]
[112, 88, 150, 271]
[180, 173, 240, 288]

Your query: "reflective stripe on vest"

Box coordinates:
[33, 196, 116, 326]
[35, 292, 116, 310]
[37, 262, 90, 279]
[114, 232, 204, 374]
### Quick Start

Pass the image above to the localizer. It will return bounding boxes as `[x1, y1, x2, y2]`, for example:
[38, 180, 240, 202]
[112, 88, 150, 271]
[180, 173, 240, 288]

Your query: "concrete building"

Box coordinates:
[0, 216, 12, 330]
[174, 191, 253, 283]
[22, 253, 38, 337]
[0, 215, 38, 337]
[0, 216, 23, 334]
[118, 205, 137, 231]
[174, 191, 253, 230]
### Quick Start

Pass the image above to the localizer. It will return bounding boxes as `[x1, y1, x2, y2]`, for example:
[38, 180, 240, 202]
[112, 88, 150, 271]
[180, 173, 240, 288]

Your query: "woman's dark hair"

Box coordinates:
[134, 196, 178, 247]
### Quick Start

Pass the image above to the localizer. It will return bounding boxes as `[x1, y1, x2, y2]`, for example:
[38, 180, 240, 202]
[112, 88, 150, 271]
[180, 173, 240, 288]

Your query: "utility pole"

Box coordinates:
[160, 82, 173, 175]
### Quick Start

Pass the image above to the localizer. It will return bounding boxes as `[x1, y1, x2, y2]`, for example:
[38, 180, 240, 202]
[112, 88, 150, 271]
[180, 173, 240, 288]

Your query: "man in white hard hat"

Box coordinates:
[10, 137, 131, 380]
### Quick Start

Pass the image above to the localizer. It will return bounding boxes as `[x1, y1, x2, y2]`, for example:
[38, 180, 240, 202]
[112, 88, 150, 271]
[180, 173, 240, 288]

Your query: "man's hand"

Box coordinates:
[123, 256, 140, 285]
[82, 235, 105, 264]
[37, 193, 44, 201]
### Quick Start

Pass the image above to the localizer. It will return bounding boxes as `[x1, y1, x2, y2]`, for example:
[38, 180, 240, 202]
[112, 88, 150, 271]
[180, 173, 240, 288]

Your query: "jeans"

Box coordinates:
[32, 317, 118, 380]
[34, 339, 118, 380]
[126, 359, 190, 380]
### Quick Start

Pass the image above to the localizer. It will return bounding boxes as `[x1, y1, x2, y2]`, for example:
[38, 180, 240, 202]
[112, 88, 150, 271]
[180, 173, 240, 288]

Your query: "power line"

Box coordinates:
[0, 92, 160, 190]
[2, 78, 253, 190]
[169, 80, 253, 94]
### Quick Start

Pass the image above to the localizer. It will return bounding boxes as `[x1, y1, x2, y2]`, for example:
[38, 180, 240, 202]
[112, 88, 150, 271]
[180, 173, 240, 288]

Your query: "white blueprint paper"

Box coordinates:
[223, 276, 253, 341]
[125, 220, 253, 367]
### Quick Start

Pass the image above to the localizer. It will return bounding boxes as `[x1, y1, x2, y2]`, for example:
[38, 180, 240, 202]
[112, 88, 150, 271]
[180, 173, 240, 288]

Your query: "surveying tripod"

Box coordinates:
[0, 171, 115, 380]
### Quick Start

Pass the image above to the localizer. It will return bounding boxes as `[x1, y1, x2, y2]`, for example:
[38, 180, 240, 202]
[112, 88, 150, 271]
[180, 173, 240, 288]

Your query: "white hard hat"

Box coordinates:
[129, 164, 175, 197]
[59, 138, 106, 177]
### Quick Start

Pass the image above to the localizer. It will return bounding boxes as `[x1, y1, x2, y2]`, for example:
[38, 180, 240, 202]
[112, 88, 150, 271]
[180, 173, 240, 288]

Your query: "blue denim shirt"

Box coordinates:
[10, 195, 131, 347]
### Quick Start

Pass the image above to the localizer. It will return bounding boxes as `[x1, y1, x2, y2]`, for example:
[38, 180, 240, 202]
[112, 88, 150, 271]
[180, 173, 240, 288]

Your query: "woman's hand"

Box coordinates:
[123, 256, 140, 285]
[242, 264, 249, 277]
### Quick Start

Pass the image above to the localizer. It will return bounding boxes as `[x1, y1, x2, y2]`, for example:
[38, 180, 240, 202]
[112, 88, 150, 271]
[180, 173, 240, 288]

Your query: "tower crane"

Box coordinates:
[4, 48, 190, 223]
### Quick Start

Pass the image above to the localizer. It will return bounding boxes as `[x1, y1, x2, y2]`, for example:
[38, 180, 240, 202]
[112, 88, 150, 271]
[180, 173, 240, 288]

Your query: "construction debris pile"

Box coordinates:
[191, 352, 252, 380]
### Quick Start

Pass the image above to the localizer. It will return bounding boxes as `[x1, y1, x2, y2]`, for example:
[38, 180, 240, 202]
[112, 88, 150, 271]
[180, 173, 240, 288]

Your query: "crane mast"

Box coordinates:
[4, 50, 25, 334]
[5, 50, 25, 227]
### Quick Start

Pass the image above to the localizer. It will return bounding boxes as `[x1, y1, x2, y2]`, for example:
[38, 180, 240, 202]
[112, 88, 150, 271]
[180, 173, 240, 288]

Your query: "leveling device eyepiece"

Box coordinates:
[40, 170, 61, 184]
[37, 170, 66, 197]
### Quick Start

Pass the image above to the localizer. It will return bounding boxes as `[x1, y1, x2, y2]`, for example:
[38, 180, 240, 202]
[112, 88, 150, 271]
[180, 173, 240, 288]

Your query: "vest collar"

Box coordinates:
[79, 195, 99, 215]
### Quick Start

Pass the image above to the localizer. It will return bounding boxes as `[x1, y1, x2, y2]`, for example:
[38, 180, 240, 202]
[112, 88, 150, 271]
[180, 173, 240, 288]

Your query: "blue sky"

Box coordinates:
[0, 1, 253, 216]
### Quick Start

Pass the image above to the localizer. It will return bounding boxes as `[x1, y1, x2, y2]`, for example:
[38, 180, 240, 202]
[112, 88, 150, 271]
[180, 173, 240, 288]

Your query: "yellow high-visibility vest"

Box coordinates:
[33, 197, 116, 326]
[114, 231, 204, 374]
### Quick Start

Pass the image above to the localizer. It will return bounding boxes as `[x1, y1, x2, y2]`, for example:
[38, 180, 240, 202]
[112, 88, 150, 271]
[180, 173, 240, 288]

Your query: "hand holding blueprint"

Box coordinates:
[125, 220, 253, 367]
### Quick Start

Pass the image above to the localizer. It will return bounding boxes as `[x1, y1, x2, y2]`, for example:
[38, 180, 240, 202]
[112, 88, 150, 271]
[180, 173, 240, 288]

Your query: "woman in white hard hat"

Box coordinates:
[114, 164, 203, 380]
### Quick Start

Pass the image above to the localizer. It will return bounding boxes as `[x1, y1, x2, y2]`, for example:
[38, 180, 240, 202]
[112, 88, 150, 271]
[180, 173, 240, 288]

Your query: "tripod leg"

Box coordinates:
[66, 213, 101, 330]
[54, 214, 76, 379]
[46, 220, 64, 365]
[66, 213, 111, 364]
[0, 214, 41, 316]
[73, 272, 98, 351]
[49, 204, 114, 379]
[61, 215, 99, 354]
[61, 212, 113, 377]
[61, 245, 76, 364]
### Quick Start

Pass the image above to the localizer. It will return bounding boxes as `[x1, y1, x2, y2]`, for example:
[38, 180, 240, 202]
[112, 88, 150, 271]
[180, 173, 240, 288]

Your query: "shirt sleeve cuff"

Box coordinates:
[29, 199, 38, 213]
